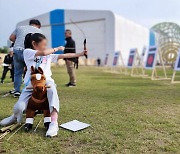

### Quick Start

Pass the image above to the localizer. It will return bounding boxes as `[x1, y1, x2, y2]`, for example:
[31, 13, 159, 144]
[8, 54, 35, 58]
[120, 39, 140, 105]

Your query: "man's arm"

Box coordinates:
[73, 40, 76, 53]
[3, 55, 8, 64]
[9, 27, 18, 42]
[9, 34, 16, 42]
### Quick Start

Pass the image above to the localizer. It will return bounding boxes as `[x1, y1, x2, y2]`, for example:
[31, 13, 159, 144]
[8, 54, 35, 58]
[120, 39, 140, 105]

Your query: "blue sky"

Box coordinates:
[0, 0, 180, 47]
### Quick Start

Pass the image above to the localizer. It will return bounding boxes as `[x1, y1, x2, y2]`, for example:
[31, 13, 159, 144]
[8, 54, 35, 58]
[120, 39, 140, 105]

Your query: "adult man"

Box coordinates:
[9, 19, 42, 97]
[1, 49, 14, 83]
[64, 29, 77, 87]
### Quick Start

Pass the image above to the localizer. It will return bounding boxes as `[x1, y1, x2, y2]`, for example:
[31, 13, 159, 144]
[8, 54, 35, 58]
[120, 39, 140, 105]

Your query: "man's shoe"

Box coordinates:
[46, 122, 59, 137]
[14, 91, 21, 98]
[0, 115, 16, 126]
[1, 80, 4, 84]
[65, 82, 71, 87]
[67, 83, 76, 87]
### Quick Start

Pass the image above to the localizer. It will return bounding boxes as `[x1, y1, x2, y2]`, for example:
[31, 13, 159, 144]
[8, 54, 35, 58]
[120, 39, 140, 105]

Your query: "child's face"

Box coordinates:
[33, 39, 47, 51]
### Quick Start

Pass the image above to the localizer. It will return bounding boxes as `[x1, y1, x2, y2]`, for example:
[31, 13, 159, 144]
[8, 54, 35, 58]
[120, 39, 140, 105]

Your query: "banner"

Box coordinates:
[127, 49, 136, 68]
[112, 51, 120, 66]
[174, 50, 180, 71]
[145, 46, 157, 69]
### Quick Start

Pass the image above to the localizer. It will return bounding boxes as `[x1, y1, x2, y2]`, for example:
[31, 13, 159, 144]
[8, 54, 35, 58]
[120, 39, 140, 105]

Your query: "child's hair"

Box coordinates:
[24, 33, 46, 49]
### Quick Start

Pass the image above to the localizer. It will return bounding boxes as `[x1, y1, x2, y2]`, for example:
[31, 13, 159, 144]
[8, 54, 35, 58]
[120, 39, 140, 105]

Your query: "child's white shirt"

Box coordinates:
[23, 48, 59, 84]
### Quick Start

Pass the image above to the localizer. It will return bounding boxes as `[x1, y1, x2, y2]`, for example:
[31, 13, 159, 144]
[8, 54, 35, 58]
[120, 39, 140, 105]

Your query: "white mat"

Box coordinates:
[60, 120, 90, 132]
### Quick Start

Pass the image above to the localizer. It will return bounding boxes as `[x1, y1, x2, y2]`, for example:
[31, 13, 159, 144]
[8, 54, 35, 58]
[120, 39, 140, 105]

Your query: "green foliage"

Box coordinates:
[0, 67, 179, 153]
[0, 46, 8, 53]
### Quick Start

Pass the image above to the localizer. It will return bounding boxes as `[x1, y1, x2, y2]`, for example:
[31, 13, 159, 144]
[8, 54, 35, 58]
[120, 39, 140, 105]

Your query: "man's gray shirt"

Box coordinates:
[12, 25, 42, 50]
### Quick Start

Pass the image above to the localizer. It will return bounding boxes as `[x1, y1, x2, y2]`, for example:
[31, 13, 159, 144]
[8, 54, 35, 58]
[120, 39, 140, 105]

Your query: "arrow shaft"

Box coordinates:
[64, 48, 76, 50]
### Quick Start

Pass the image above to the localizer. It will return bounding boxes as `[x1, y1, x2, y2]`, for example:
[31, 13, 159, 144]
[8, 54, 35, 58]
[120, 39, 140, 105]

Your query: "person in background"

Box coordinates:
[97, 58, 101, 67]
[1, 49, 14, 83]
[9, 19, 42, 97]
[64, 29, 77, 87]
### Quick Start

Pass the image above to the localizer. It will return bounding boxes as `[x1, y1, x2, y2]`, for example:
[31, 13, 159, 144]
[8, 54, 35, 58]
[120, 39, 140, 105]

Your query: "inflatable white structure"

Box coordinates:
[17, 9, 150, 66]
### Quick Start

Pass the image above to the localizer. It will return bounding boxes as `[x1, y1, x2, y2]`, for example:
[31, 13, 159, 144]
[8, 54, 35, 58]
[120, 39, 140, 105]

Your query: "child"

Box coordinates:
[0, 33, 87, 137]
[1, 49, 14, 83]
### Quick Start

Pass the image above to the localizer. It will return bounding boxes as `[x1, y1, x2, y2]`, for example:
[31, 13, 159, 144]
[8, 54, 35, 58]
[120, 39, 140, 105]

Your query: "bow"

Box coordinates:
[84, 39, 87, 59]
[69, 18, 88, 59]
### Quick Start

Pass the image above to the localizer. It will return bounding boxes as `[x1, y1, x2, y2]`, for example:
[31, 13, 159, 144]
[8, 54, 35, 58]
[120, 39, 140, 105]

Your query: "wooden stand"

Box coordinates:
[151, 50, 170, 80]
[119, 52, 128, 75]
[112, 51, 128, 75]
[104, 51, 128, 75]
[130, 49, 144, 77]
[171, 71, 180, 83]
[143, 46, 170, 80]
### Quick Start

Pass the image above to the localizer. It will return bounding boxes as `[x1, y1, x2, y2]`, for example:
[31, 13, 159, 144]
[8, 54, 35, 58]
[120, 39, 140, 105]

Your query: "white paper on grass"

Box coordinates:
[60, 120, 90, 132]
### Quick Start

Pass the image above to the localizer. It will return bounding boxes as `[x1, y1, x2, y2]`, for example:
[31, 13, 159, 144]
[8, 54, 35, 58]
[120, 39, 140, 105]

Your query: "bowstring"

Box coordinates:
[69, 18, 86, 39]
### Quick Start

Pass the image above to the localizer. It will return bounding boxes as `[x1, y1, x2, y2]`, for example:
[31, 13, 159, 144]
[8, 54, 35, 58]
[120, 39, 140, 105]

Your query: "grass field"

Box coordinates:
[0, 66, 179, 154]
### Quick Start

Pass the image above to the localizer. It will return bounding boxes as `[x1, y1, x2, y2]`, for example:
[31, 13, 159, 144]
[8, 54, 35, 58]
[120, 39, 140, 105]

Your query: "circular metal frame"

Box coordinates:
[151, 22, 180, 63]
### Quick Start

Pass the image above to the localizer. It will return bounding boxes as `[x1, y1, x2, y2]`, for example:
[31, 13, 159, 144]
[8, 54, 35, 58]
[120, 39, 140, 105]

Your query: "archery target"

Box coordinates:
[127, 49, 136, 68]
[174, 50, 180, 71]
[104, 54, 109, 66]
[113, 52, 120, 66]
[145, 46, 157, 69]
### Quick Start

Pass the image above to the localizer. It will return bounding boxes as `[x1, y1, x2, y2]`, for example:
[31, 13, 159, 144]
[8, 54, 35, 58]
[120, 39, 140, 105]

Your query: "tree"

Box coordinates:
[0, 47, 8, 53]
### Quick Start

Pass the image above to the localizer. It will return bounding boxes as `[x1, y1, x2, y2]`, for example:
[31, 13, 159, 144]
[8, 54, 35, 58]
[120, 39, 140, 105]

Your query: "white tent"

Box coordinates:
[17, 9, 150, 66]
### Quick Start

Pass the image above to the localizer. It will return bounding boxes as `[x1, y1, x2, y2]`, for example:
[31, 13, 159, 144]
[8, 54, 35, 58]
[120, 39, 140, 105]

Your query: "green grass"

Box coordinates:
[0, 66, 180, 154]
